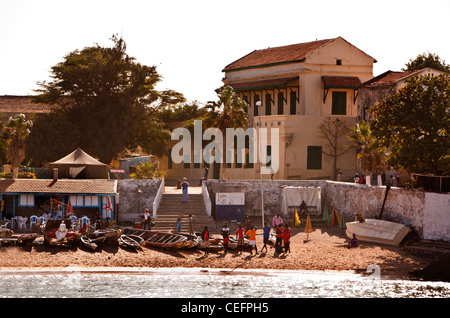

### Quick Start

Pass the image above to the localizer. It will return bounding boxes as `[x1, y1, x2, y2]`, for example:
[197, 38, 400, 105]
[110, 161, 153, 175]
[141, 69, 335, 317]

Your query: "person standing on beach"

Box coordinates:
[222, 224, 230, 254]
[261, 222, 271, 253]
[188, 214, 194, 234]
[236, 224, 245, 247]
[244, 216, 251, 231]
[181, 177, 189, 202]
[275, 224, 283, 252]
[201, 226, 210, 255]
[282, 223, 291, 253]
[272, 213, 283, 228]
[176, 218, 182, 232]
[246, 226, 258, 255]
[143, 208, 152, 230]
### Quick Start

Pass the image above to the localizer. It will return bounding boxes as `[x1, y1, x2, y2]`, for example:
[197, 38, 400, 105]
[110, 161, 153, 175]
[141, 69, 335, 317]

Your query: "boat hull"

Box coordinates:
[122, 228, 188, 249]
[346, 219, 411, 246]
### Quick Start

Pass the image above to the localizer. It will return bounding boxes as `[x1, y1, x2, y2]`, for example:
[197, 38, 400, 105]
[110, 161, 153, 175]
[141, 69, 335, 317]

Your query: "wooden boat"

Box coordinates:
[42, 219, 79, 245]
[81, 235, 105, 250]
[91, 228, 122, 244]
[120, 234, 144, 249]
[122, 227, 188, 249]
[0, 230, 37, 245]
[177, 233, 201, 249]
[144, 232, 188, 249]
[346, 219, 411, 246]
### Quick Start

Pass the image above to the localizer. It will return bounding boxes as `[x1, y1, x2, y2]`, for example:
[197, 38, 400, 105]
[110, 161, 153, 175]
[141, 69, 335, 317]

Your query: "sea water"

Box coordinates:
[0, 267, 449, 298]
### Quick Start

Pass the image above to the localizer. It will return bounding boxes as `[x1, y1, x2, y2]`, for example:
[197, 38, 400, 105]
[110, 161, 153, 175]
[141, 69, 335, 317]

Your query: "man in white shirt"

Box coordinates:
[272, 213, 283, 228]
[143, 209, 152, 230]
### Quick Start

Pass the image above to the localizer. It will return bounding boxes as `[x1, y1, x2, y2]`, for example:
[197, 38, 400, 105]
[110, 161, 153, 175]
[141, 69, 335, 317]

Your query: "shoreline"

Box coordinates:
[0, 226, 430, 280]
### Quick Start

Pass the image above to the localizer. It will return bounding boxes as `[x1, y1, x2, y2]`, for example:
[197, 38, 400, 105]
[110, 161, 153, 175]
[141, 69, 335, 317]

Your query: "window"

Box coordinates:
[277, 92, 284, 115]
[332, 91, 347, 115]
[307, 146, 322, 170]
[290, 91, 297, 115]
[19, 195, 34, 206]
[336, 59, 342, 65]
[253, 94, 260, 116]
[70, 195, 84, 207]
[266, 145, 272, 168]
[265, 93, 271, 115]
[84, 196, 99, 207]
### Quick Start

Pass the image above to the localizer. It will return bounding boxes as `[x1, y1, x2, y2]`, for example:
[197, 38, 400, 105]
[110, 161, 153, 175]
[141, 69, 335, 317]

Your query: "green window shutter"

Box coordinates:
[265, 93, 271, 115]
[307, 146, 322, 170]
[332, 91, 347, 115]
[277, 92, 284, 115]
[290, 91, 297, 115]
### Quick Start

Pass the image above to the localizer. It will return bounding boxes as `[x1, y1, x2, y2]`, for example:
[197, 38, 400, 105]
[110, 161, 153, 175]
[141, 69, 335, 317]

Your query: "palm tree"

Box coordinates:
[4, 114, 33, 179]
[348, 121, 385, 185]
[202, 86, 248, 180]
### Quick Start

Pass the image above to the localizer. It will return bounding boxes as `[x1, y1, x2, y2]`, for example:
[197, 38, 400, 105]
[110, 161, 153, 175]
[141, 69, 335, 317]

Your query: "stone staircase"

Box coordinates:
[152, 193, 217, 233]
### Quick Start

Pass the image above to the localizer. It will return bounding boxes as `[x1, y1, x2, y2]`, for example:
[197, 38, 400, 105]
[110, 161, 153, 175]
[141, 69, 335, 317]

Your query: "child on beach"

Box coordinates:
[236, 224, 245, 247]
[222, 224, 230, 254]
[201, 226, 210, 255]
[261, 222, 271, 253]
[246, 226, 258, 255]
[282, 223, 291, 253]
[176, 218, 182, 232]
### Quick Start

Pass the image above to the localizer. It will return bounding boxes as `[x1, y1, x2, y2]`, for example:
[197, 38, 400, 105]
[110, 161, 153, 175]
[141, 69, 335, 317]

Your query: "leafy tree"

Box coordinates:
[403, 52, 450, 73]
[130, 160, 165, 179]
[3, 114, 33, 178]
[156, 101, 207, 125]
[200, 86, 248, 180]
[348, 121, 386, 183]
[29, 35, 184, 165]
[370, 74, 450, 175]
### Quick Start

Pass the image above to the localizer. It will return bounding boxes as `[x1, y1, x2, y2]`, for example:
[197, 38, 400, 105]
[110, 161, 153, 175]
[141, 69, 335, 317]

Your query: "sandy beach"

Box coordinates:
[0, 226, 428, 279]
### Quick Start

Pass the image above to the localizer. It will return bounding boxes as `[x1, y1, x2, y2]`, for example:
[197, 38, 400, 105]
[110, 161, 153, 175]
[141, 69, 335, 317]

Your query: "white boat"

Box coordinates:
[346, 219, 411, 246]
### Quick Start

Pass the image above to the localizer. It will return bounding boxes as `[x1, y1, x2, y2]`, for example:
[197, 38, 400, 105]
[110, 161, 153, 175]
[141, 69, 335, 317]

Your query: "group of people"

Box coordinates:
[199, 214, 292, 256]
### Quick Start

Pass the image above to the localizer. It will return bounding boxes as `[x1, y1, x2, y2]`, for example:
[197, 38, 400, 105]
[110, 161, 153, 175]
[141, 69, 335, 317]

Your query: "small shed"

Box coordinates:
[48, 148, 110, 179]
[280, 186, 321, 217]
[215, 192, 245, 222]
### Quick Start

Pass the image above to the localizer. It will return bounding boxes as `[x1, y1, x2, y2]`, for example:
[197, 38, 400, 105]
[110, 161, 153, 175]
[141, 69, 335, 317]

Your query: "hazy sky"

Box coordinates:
[1, 0, 449, 104]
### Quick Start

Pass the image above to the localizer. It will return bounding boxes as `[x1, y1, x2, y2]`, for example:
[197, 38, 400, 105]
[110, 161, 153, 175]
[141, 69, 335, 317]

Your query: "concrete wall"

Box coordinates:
[117, 179, 161, 224]
[205, 179, 450, 241]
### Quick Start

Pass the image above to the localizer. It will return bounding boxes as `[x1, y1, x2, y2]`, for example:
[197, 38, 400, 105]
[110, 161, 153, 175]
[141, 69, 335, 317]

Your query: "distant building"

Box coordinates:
[160, 37, 376, 183]
[0, 95, 54, 123]
[358, 67, 444, 122]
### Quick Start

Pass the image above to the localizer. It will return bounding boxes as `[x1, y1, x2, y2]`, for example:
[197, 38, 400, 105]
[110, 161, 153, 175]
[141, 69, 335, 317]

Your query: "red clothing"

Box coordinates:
[236, 228, 245, 239]
[276, 226, 283, 238]
[282, 227, 291, 243]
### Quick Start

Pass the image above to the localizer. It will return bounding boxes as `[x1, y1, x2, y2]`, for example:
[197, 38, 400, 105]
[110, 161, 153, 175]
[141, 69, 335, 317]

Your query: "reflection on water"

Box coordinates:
[0, 267, 449, 298]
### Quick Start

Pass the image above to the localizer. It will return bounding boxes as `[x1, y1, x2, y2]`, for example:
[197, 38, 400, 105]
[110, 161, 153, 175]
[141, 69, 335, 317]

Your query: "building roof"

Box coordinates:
[361, 70, 416, 87]
[223, 39, 332, 72]
[322, 76, 361, 88]
[0, 179, 117, 195]
[0, 95, 54, 115]
[361, 67, 444, 88]
[221, 76, 299, 92]
[222, 37, 377, 72]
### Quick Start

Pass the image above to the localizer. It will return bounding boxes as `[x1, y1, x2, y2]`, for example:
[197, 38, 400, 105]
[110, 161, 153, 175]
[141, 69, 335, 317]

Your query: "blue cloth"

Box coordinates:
[263, 225, 271, 243]
[182, 188, 188, 202]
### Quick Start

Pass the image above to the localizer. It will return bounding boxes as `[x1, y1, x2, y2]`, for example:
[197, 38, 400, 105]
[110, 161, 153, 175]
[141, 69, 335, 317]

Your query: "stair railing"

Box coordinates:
[152, 178, 165, 219]
[201, 180, 212, 217]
